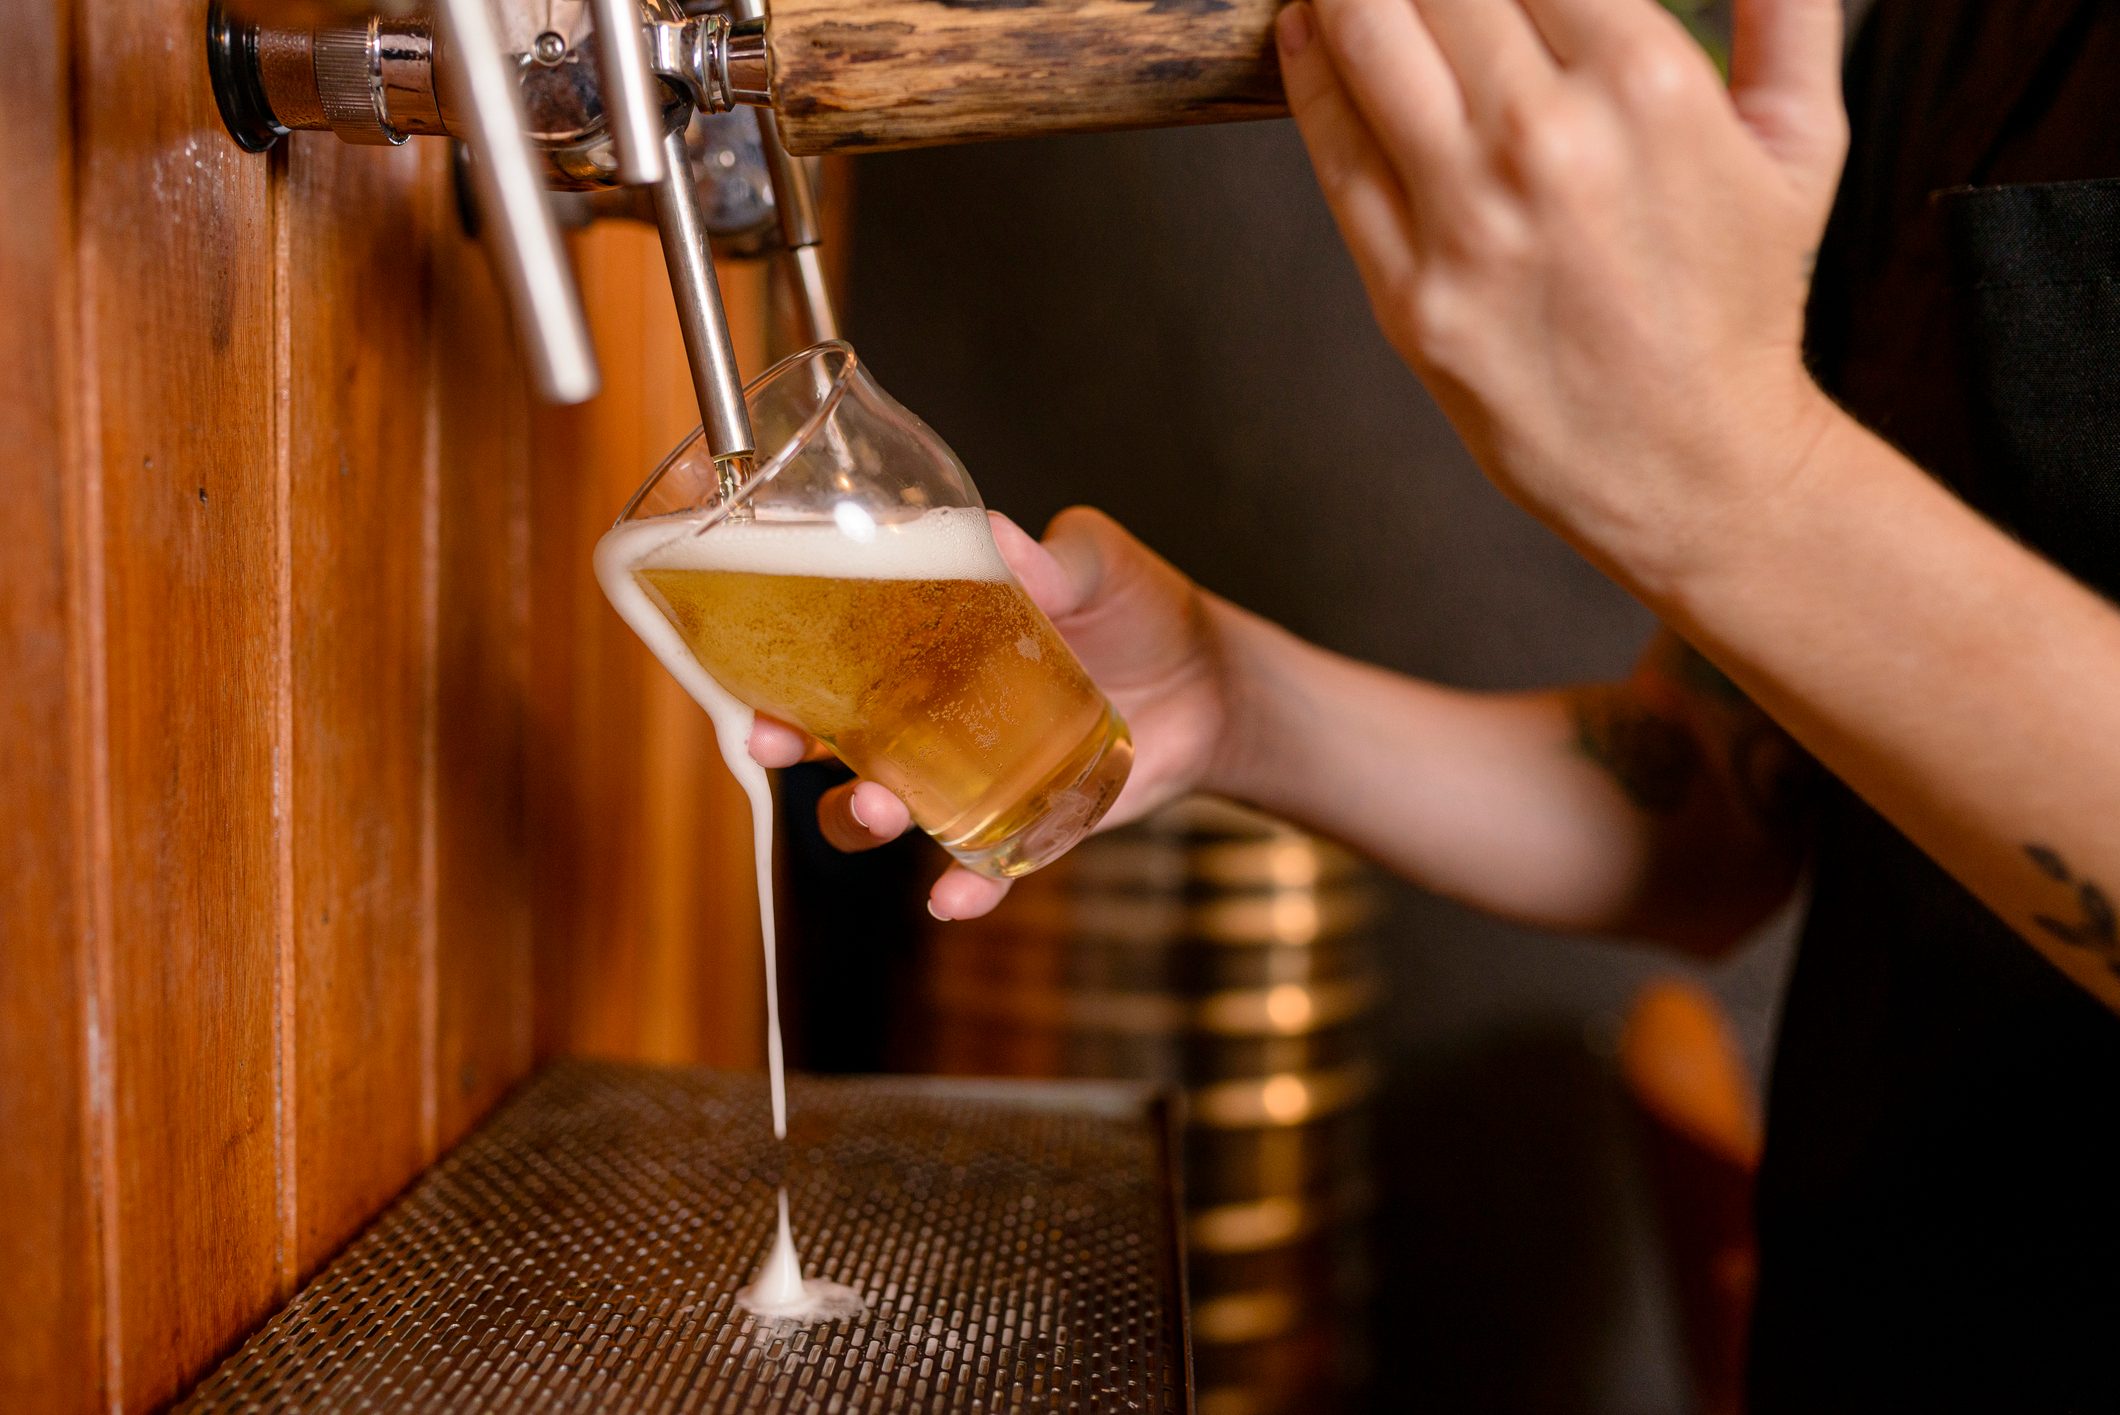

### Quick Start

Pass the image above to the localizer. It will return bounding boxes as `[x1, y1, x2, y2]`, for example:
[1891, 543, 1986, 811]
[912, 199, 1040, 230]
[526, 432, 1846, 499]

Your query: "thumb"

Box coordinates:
[988, 508, 1104, 619]
[1729, 0, 1848, 199]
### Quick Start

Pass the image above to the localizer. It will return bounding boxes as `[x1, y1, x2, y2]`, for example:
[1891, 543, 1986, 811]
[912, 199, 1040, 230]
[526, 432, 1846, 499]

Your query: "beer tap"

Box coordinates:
[207, 0, 1290, 422]
[210, 0, 765, 466]
[585, 0, 760, 472]
[213, 0, 600, 404]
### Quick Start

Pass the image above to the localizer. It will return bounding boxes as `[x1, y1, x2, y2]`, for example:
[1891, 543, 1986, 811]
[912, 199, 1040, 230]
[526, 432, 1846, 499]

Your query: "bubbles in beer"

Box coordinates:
[618, 507, 1127, 879]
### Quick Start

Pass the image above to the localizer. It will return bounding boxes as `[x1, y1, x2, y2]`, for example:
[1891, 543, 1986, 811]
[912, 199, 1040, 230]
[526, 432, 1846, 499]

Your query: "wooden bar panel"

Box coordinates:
[529, 224, 656, 1058]
[282, 131, 436, 1280]
[530, 225, 765, 1068]
[636, 255, 771, 1068]
[76, 0, 284, 1402]
[431, 161, 538, 1148]
[768, 0, 1287, 155]
[0, 1, 100, 1409]
[7, 10, 781, 1394]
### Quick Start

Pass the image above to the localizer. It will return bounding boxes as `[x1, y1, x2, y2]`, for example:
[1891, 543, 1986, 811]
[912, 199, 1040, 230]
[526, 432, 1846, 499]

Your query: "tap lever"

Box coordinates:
[588, 0, 668, 186]
[727, 0, 835, 345]
[652, 122, 757, 465]
[435, 0, 600, 404]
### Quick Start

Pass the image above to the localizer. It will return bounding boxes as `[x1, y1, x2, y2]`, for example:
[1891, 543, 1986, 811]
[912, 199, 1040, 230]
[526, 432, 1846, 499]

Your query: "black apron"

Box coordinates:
[1751, 2, 2120, 1408]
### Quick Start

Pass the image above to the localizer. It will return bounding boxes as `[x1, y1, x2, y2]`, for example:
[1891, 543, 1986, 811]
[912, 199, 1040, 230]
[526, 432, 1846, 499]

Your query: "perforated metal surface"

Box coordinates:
[180, 1061, 1189, 1413]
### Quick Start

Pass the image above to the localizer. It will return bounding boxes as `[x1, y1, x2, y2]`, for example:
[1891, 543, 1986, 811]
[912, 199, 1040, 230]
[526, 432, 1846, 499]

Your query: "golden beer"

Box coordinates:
[616, 507, 1132, 878]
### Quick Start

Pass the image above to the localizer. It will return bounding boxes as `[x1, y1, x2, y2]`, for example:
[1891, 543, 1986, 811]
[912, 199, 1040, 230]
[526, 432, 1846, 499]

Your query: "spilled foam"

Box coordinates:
[735, 1187, 866, 1323]
[594, 518, 790, 1138]
[596, 508, 917, 1330]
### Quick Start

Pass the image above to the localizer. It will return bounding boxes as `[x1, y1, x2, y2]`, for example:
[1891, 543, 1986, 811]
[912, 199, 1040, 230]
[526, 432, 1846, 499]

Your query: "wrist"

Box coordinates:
[1646, 397, 1943, 665]
[1197, 594, 1303, 808]
[1602, 377, 1856, 609]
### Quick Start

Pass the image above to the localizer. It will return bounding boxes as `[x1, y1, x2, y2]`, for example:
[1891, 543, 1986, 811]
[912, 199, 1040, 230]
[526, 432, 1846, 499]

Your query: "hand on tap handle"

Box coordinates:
[1271, 0, 1849, 592]
[763, 0, 2120, 1003]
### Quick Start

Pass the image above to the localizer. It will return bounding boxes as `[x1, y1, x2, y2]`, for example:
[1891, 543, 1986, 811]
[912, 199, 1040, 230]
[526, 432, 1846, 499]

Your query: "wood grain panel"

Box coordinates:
[282, 130, 435, 1281]
[531, 225, 765, 1067]
[636, 254, 770, 1068]
[768, 0, 1287, 155]
[529, 223, 656, 1059]
[0, 0, 100, 1408]
[9, 15, 783, 1395]
[76, 0, 285, 1401]
[431, 156, 537, 1148]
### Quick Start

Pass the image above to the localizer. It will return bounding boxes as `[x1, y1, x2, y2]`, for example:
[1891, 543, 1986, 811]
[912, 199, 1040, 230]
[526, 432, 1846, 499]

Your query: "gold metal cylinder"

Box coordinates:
[915, 798, 1382, 1414]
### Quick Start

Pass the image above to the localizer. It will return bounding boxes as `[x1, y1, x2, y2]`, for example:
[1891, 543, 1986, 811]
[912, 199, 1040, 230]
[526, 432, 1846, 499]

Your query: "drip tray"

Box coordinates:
[180, 1061, 1190, 1412]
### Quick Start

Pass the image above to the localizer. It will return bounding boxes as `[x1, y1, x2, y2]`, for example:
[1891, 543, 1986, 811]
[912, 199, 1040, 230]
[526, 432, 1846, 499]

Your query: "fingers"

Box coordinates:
[747, 716, 832, 768]
[750, 716, 905, 856]
[815, 778, 912, 852]
[1402, 0, 1559, 129]
[990, 511, 1092, 619]
[1729, 0, 1847, 188]
[1512, 0, 1667, 66]
[1300, 0, 1468, 196]
[928, 865, 1012, 922]
[1278, 3, 1423, 299]
[995, 507, 1167, 629]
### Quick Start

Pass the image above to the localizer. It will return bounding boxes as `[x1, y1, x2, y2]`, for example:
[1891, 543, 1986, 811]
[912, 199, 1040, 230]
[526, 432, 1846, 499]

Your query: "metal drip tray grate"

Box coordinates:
[180, 1061, 1189, 1412]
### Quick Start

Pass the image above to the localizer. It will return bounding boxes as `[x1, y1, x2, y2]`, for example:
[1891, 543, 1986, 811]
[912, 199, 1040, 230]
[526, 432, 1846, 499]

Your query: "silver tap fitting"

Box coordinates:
[310, 14, 449, 144]
[211, 3, 771, 171]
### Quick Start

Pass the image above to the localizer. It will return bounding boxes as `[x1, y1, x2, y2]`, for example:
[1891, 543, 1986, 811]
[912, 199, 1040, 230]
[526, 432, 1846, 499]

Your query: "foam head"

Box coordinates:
[613, 505, 1009, 583]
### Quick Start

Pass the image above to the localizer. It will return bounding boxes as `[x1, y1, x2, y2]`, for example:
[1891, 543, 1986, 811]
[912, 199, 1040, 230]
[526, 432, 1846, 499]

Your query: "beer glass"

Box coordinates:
[596, 341, 1133, 879]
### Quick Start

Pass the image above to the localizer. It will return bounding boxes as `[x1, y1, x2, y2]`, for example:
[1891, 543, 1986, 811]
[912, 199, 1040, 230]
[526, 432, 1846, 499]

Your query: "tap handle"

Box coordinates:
[756, 117, 838, 342]
[761, 0, 1286, 155]
[721, 0, 836, 345]
[436, 0, 601, 403]
[589, 0, 668, 186]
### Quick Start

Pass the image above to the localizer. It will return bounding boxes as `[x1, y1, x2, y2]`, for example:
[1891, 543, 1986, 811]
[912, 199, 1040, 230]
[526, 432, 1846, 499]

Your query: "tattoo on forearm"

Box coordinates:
[1729, 719, 1811, 837]
[1662, 639, 1816, 835]
[1569, 691, 1701, 815]
[2025, 844, 2120, 972]
[1659, 638, 1751, 707]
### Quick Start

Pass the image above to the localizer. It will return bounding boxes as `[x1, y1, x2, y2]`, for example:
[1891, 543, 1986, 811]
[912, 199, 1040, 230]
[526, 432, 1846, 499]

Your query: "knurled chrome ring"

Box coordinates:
[314, 18, 404, 145]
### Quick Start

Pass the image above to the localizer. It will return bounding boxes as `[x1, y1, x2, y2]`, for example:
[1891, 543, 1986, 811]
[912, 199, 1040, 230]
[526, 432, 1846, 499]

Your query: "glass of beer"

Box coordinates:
[595, 341, 1133, 880]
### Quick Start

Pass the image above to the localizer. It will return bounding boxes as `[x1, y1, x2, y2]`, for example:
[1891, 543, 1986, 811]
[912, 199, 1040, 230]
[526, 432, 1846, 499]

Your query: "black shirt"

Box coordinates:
[1752, 1, 2120, 1407]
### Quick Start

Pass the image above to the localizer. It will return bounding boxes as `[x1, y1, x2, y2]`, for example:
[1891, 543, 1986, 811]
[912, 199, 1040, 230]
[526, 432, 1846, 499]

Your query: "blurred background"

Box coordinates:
[772, 3, 1838, 1409]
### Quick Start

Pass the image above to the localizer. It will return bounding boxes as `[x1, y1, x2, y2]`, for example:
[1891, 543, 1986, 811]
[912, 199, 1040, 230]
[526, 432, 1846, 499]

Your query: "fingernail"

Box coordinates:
[1277, 3, 1313, 56]
[927, 899, 953, 922]
[849, 793, 869, 830]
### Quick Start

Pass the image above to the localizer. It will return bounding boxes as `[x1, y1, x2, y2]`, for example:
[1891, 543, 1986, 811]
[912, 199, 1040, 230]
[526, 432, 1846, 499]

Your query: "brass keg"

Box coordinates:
[914, 798, 1383, 1415]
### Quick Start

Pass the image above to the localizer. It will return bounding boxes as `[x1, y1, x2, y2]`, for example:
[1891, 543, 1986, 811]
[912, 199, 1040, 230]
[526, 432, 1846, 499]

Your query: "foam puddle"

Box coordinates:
[596, 516, 886, 1326]
[735, 1187, 866, 1322]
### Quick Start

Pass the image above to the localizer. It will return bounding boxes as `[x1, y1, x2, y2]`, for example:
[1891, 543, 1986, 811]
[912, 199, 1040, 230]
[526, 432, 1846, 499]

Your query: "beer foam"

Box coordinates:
[594, 520, 790, 1140]
[595, 513, 877, 1330]
[624, 505, 1009, 583]
[736, 1187, 866, 1323]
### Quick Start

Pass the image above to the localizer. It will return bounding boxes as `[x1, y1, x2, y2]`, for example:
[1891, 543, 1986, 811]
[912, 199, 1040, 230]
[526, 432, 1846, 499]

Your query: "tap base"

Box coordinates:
[207, 2, 289, 154]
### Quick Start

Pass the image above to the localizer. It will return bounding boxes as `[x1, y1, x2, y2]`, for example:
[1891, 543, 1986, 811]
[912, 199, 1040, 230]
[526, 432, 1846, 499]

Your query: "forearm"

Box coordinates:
[1206, 605, 1800, 947]
[1645, 407, 2120, 1000]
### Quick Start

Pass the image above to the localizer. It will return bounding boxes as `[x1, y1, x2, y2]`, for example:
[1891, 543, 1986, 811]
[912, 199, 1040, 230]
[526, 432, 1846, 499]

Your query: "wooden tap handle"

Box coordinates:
[764, 0, 1288, 155]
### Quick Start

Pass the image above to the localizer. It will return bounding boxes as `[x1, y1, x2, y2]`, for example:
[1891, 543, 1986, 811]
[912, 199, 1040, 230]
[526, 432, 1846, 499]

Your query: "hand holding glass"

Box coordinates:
[596, 342, 1133, 879]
